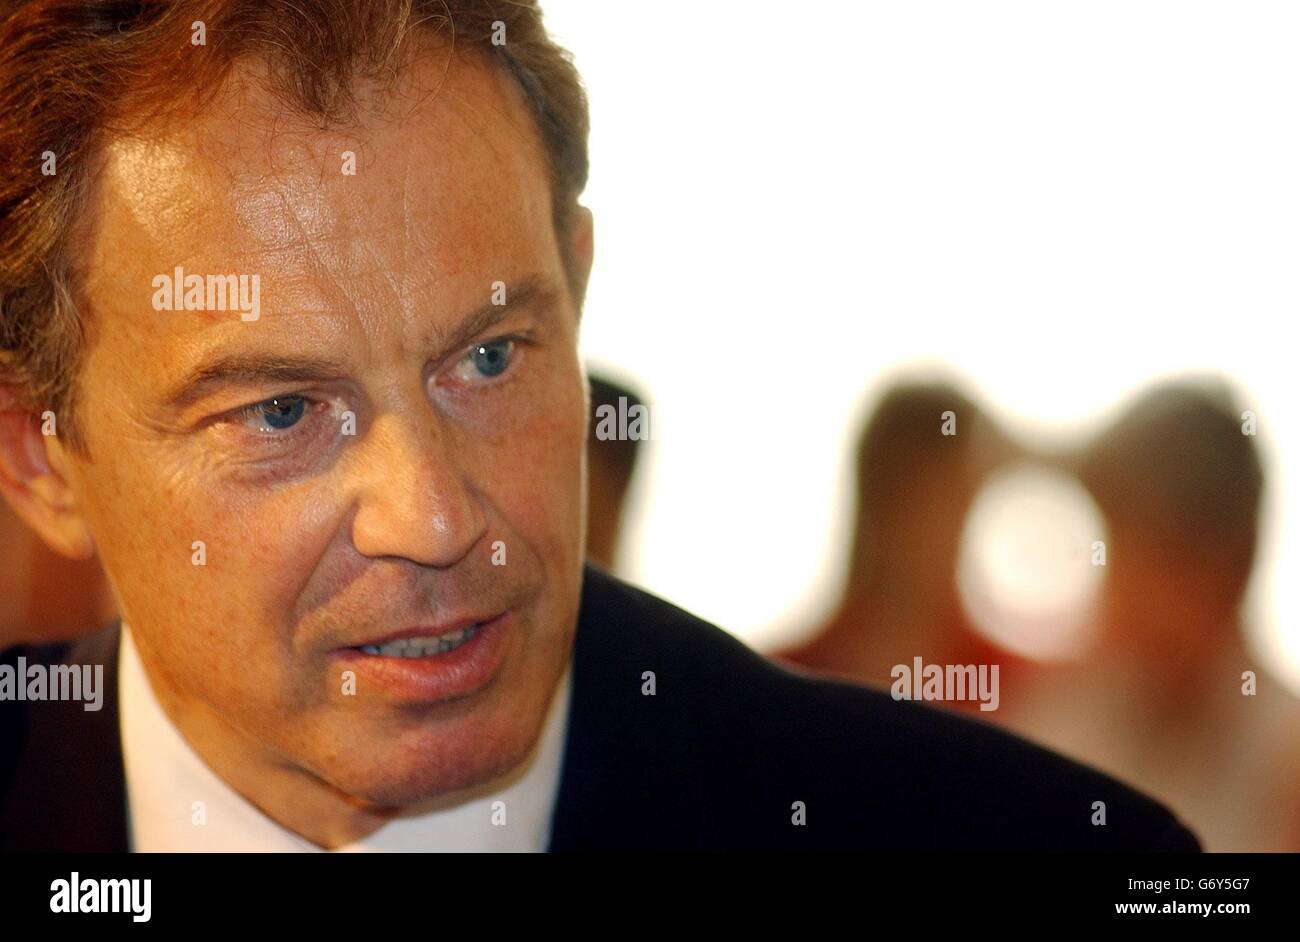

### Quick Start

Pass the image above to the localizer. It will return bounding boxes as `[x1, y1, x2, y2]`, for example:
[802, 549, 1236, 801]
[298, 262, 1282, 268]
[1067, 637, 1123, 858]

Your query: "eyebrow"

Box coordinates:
[161, 273, 561, 411]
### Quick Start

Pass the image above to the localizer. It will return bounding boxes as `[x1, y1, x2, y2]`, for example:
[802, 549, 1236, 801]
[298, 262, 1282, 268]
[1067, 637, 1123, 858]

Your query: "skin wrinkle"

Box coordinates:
[25, 48, 593, 848]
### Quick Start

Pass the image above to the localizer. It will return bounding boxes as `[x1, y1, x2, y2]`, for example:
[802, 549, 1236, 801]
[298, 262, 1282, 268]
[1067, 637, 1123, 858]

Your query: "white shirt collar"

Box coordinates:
[118, 623, 572, 852]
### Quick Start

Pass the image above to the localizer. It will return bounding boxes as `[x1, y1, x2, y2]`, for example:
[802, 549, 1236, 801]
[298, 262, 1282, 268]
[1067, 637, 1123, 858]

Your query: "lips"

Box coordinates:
[357, 623, 482, 657]
[349, 616, 498, 658]
[332, 610, 514, 702]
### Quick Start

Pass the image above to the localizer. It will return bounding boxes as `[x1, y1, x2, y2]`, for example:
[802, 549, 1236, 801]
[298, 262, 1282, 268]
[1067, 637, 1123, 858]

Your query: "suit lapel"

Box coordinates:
[547, 564, 625, 850]
[547, 564, 700, 851]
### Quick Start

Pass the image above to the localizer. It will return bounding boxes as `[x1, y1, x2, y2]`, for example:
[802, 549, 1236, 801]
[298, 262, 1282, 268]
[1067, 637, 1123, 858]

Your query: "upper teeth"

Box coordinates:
[360, 624, 482, 658]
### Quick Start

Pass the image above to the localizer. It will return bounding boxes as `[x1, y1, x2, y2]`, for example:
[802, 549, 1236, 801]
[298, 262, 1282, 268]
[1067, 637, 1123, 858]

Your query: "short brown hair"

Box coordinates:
[0, 0, 589, 454]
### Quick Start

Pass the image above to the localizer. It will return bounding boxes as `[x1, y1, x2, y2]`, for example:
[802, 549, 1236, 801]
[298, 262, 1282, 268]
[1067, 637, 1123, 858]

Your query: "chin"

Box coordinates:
[325, 714, 544, 807]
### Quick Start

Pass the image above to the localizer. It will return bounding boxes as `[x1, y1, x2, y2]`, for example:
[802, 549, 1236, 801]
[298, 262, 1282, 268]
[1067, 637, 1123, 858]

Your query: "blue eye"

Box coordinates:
[472, 339, 511, 377]
[251, 395, 306, 431]
[454, 338, 515, 382]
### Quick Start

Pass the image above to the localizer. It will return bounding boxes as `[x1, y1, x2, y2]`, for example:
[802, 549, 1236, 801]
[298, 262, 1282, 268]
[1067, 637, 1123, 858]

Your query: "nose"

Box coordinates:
[349, 411, 488, 568]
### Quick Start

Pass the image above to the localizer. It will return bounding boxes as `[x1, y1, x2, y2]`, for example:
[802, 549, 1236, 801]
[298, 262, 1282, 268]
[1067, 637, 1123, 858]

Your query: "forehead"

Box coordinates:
[76, 46, 556, 343]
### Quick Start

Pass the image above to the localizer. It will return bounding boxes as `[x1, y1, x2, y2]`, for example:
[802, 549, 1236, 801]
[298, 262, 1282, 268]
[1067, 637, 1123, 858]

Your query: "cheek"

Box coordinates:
[83, 450, 324, 662]
[506, 383, 587, 544]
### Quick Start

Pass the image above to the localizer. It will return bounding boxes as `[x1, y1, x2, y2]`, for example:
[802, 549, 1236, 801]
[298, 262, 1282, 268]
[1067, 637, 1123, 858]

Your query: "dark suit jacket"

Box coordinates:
[2, 563, 1199, 851]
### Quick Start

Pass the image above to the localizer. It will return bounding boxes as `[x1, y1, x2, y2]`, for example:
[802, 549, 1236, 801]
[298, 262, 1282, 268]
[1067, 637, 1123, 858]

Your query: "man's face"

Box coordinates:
[61, 49, 590, 804]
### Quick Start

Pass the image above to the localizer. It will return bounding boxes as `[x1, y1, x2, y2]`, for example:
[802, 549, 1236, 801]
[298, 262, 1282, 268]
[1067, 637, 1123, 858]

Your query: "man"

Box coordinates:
[585, 373, 646, 571]
[777, 380, 1013, 692]
[0, 0, 1198, 852]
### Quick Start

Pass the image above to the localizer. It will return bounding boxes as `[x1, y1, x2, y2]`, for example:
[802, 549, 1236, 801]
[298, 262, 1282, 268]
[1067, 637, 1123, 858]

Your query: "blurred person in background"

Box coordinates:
[1004, 380, 1300, 851]
[781, 373, 1298, 850]
[776, 380, 1035, 713]
[584, 373, 644, 572]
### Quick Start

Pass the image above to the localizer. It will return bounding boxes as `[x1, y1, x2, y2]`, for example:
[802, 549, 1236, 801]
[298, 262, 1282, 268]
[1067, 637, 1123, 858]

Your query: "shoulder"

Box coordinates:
[573, 567, 1201, 852]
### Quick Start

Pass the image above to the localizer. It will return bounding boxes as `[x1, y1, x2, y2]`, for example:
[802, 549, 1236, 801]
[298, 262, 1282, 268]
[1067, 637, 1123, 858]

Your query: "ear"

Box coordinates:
[0, 388, 95, 561]
[565, 204, 595, 314]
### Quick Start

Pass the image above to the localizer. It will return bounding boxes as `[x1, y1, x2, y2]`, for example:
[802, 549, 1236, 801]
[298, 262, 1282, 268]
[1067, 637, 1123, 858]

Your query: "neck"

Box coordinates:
[1098, 627, 1243, 731]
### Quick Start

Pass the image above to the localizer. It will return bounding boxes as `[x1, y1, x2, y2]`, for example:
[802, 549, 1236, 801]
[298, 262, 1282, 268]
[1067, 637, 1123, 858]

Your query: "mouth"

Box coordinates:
[355, 622, 488, 658]
[333, 611, 513, 702]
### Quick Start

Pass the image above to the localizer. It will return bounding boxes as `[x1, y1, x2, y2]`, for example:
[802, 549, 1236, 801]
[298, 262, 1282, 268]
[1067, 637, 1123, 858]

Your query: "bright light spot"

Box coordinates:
[957, 464, 1108, 661]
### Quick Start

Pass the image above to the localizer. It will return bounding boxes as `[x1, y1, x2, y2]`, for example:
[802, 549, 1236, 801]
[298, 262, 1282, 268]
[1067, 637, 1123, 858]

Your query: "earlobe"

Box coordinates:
[0, 394, 96, 561]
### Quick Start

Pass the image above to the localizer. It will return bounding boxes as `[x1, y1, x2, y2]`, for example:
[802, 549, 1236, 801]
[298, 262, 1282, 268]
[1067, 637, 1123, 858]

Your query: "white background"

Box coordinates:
[543, 1, 1299, 690]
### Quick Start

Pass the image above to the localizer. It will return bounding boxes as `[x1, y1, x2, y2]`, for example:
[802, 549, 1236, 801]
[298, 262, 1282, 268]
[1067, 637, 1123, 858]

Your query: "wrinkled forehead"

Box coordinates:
[75, 46, 555, 324]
